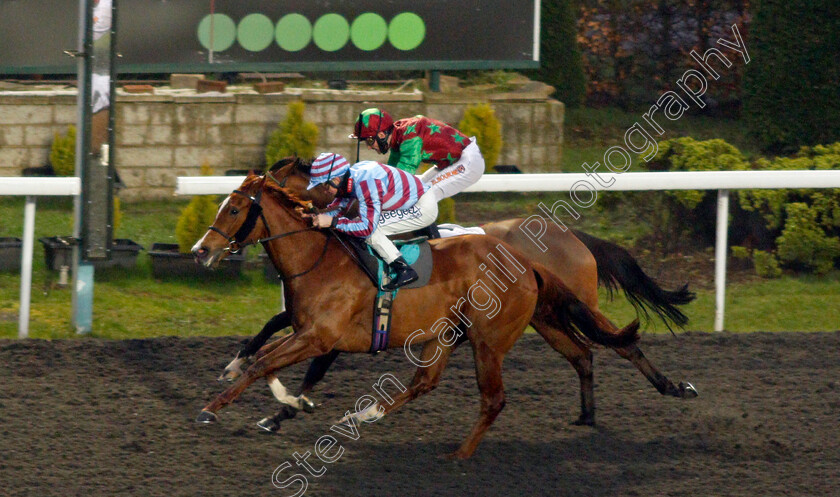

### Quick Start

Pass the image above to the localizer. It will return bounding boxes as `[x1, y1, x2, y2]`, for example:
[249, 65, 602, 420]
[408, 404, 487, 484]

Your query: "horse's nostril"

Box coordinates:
[194, 247, 208, 258]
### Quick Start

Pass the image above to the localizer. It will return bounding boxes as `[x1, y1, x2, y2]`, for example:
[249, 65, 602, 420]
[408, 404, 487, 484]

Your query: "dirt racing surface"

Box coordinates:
[0, 331, 838, 497]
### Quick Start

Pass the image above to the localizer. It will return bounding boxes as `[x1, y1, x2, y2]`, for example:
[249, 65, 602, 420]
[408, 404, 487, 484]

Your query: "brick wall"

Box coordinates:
[0, 89, 564, 200]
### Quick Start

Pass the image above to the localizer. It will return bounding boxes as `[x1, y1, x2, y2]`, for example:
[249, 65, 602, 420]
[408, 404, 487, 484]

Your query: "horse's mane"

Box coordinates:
[268, 156, 312, 175]
[240, 173, 311, 216]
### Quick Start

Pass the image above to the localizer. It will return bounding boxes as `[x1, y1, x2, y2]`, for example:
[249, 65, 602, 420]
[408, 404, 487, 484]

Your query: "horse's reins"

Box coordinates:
[218, 165, 376, 282]
[208, 172, 330, 280]
[329, 230, 378, 284]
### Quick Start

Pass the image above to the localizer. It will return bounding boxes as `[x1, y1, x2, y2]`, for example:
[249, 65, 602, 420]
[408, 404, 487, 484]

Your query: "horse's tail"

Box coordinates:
[572, 229, 696, 331]
[532, 264, 639, 349]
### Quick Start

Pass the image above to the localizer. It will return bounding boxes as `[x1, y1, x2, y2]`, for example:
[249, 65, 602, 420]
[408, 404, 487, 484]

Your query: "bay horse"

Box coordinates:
[220, 158, 697, 430]
[193, 172, 641, 458]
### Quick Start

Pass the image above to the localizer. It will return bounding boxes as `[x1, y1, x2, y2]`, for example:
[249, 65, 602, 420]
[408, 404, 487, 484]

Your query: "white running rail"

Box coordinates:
[1, 177, 82, 338]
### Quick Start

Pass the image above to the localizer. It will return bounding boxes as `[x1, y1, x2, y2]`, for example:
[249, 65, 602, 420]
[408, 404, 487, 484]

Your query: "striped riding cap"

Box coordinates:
[307, 152, 351, 190]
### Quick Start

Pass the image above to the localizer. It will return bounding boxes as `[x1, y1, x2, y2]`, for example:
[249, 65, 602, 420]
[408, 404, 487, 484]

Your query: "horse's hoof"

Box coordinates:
[218, 363, 243, 382]
[196, 410, 218, 424]
[679, 382, 699, 398]
[299, 396, 316, 413]
[571, 416, 595, 427]
[218, 371, 238, 382]
[218, 370, 238, 382]
[257, 417, 281, 433]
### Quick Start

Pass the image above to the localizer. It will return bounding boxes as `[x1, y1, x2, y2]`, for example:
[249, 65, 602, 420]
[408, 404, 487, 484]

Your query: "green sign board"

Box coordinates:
[0, 0, 540, 73]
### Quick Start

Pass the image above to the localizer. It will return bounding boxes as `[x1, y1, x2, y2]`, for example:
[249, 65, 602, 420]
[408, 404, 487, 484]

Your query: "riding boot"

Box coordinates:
[383, 256, 418, 290]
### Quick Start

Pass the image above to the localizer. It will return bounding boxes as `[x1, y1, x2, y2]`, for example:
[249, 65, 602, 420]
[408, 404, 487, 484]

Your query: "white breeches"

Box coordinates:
[366, 193, 439, 263]
[419, 139, 485, 201]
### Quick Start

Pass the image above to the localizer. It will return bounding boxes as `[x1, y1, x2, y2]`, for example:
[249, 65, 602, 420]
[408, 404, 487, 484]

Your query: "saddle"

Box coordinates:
[340, 224, 438, 290]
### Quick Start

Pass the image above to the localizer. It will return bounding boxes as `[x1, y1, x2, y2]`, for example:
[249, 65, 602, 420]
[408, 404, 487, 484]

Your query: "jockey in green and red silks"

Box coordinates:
[388, 116, 472, 173]
[351, 108, 486, 202]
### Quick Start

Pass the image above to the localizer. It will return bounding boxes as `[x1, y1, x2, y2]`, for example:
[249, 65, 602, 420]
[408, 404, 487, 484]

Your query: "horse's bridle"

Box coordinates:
[207, 172, 330, 280]
[207, 186, 270, 255]
[207, 171, 289, 254]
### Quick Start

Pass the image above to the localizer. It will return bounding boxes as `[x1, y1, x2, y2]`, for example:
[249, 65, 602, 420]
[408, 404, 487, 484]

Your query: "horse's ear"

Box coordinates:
[296, 158, 312, 174]
[269, 157, 293, 173]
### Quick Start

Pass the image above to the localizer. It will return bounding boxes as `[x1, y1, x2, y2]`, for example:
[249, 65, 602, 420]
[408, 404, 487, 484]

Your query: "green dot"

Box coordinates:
[313, 13, 350, 52]
[276, 13, 312, 52]
[350, 13, 387, 51]
[389, 12, 425, 51]
[197, 14, 237, 52]
[238, 14, 274, 52]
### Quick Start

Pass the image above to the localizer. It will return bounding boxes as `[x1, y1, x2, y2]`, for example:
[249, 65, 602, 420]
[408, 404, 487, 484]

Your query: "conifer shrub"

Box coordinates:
[458, 103, 502, 172]
[112, 196, 122, 234]
[175, 164, 219, 253]
[49, 125, 76, 176]
[50, 124, 124, 234]
[265, 101, 319, 165]
[436, 197, 456, 224]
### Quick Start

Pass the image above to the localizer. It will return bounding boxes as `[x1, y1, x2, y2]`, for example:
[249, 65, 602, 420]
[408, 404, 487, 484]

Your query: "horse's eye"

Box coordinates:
[230, 208, 239, 216]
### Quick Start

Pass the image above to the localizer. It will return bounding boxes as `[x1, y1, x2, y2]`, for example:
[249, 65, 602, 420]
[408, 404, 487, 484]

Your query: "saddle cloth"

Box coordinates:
[437, 223, 487, 237]
[344, 235, 433, 290]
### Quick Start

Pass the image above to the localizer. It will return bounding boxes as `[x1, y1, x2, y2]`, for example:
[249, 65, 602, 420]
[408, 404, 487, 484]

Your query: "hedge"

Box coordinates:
[743, 0, 840, 152]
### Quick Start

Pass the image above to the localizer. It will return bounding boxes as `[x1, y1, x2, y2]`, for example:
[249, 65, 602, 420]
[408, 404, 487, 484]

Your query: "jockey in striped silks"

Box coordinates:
[306, 152, 439, 290]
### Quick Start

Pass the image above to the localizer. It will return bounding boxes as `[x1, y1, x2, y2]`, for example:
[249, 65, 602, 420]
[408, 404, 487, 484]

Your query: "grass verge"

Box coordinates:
[597, 271, 840, 333]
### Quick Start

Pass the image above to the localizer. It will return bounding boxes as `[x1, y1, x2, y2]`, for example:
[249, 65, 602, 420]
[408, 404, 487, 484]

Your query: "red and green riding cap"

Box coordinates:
[351, 108, 394, 139]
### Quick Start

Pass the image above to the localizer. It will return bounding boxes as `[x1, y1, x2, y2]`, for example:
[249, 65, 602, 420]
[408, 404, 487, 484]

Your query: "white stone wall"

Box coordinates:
[0, 89, 564, 200]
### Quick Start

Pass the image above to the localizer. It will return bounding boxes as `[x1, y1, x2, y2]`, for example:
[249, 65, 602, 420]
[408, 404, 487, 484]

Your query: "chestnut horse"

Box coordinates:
[193, 172, 640, 458]
[220, 159, 697, 430]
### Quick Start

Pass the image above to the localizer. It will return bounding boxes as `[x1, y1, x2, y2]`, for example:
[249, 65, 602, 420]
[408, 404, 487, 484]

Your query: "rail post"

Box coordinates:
[714, 189, 730, 332]
[18, 196, 36, 339]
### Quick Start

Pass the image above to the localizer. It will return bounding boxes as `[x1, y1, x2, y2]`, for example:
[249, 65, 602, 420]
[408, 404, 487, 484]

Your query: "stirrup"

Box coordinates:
[383, 268, 418, 291]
